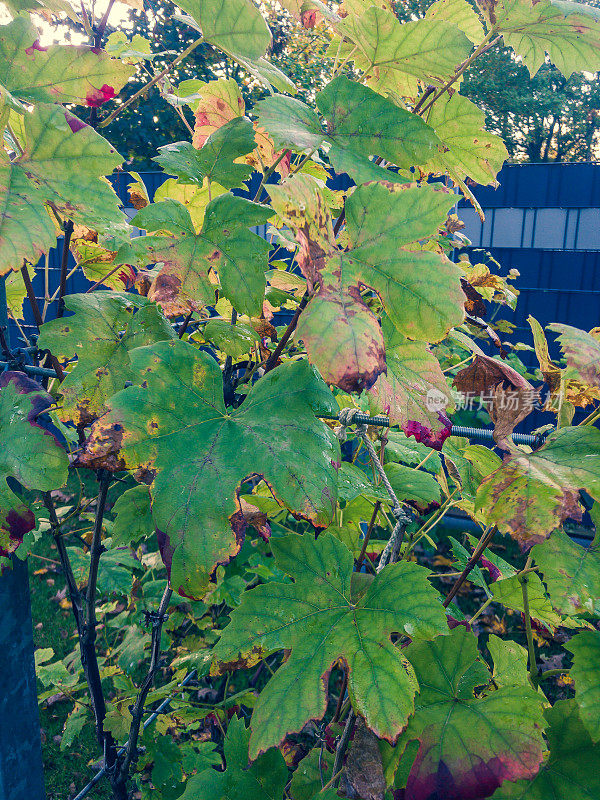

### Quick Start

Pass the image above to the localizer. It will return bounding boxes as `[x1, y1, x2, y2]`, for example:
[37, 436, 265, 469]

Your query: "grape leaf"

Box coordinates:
[476, 426, 600, 548]
[491, 572, 562, 632]
[203, 318, 260, 357]
[420, 94, 508, 186]
[80, 342, 340, 599]
[110, 485, 154, 547]
[176, 0, 271, 60]
[564, 630, 600, 742]
[213, 532, 448, 758]
[492, 700, 600, 799]
[425, 0, 485, 44]
[334, 7, 472, 98]
[338, 462, 389, 504]
[368, 318, 454, 449]
[548, 322, 600, 389]
[190, 77, 245, 147]
[340, 182, 465, 341]
[271, 176, 463, 390]
[402, 626, 545, 800]
[490, 0, 600, 78]
[0, 15, 133, 106]
[13, 104, 124, 235]
[180, 715, 287, 800]
[532, 528, 600, 616]
[154, 118, 255, 189]
[131, 195, 271, 317]
[0, 154, 56, 275]
[385, 463, 442, 512]
[0, 372, 68, 556]
[38, 292, 175, 426]
[487, 634, 530, 688]
[257, 75, 443, 169]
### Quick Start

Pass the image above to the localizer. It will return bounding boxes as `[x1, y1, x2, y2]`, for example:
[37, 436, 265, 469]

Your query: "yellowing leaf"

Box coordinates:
[191, 78, 245, 148]
[425, 0, 485, 44]
[81, 344, 340, 598]
[334, 8, 472, 98]
[421, 94, 508, 186]
[476, 426, 600, 548]
[213, 532, 448, 758]
[0, 16, 133, 106]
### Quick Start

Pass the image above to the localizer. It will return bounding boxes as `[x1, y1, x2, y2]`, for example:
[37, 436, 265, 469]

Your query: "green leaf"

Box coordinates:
[341, 182, 465, 341]
[60, 703, 88, 750]
[213, 532, 448, 757]
[487, 634, 531, 688]
[425, 0, 485, 44]
[492, 700, 600, 799]
[81, 342, 340, 598]
[0, 155, 56, 275]
[290, 746, 333, 800]
[403, 627, 545, 800]
[420, 93, 508, 186]
[257, 75, 443, 168]
[532, 529, 600, 616]
[449, 535, 490, 595]
[565, 630, 600, 742]
[203, 318, 260, 357]
[132, 195, 271, 317]
[548, 323, 600, 388]
[0, 373, 68, 556]
[491, 0, 600, 78]
[111, 484, 155, 547]
[38, 292, 175, 426]
[476, 426, 600, 548]
[334, 8, 472, 98]
[492, 571, 562, 631]
[368, 319, 454, 448]
[385, 431, 442, 472]
[385, 463, 442, 512]
[176, 0, 272, 60]
[0, 16, 133, 105]
[181, 716, 287, 800]
[338, 462, 389, 504]
[154, 118, 256, 189]
[2, 103, 126, 269]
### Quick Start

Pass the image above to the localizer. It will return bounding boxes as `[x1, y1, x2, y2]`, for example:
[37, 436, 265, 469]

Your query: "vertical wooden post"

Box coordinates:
[0, 274, 46, 799]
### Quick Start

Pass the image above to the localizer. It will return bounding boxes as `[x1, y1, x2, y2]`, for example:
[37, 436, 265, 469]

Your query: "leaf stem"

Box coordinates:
[99, 38, 205, 128]
[519, 562, 539, 684]
[469, 596, 493, 624]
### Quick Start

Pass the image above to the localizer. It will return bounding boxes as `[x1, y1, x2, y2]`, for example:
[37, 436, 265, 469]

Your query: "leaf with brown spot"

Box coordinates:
[453, 354, 537, 449]
[38, 292, 175, 426]
[80, 340, 340, 599]
[213, 532, 448, 758]
[476, 426, 600, 549]
[131, 194, 271, 317]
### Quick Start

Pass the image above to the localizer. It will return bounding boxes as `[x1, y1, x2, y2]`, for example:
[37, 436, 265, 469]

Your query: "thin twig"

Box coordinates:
[442, 526, 496, 608]
[100, 37, 205, 128]
[332, 710, 356, 787]
[263, 291, 310, 373]
[178, 309, 194, 339]
[21, 265, 65, 381]
[118, 583, 173, 782]
[85, 263, 124, 293]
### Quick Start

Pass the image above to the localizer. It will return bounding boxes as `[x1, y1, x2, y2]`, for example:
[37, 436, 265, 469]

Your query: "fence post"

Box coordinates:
[0, 274, 46, 799]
